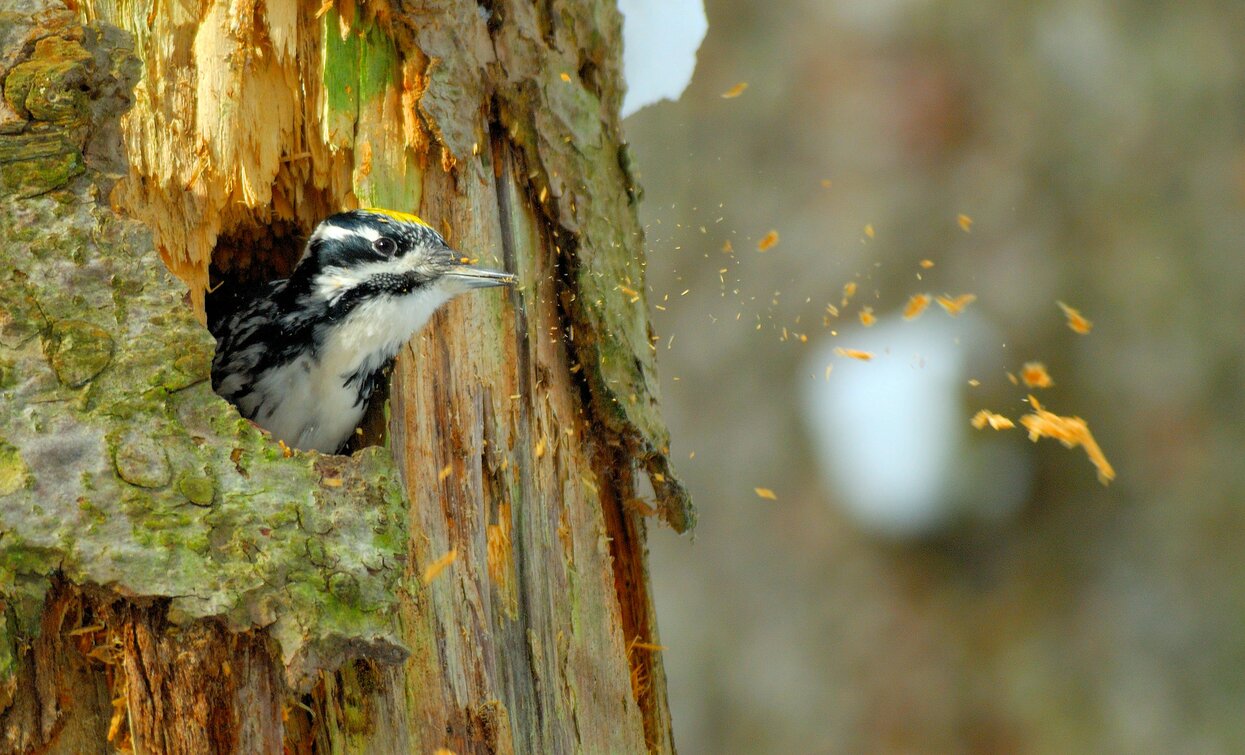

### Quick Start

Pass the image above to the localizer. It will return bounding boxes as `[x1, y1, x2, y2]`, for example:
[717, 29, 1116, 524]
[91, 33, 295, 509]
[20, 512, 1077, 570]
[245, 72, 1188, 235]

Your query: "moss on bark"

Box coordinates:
[0, 3, 409, 694]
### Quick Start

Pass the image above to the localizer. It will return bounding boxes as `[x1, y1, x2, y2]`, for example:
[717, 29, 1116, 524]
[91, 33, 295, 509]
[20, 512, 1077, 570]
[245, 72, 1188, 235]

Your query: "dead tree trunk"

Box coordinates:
[0, 1, 691, 752]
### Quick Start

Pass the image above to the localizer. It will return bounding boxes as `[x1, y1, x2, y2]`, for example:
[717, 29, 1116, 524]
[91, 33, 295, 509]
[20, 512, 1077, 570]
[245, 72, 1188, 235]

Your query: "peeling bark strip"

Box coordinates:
[2, 0, 687, 752]
[111, 603, 285, 754]
[1, 580, 287, 754]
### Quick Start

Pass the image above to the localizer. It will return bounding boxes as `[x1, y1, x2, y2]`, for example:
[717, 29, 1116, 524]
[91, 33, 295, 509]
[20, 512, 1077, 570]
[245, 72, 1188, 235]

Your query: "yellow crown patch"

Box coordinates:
[364, 207, 430, 227]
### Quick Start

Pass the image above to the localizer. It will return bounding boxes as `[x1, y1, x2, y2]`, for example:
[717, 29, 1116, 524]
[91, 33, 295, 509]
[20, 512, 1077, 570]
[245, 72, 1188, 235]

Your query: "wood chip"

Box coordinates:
[834, 347, 873, 361]
[971, 410, 1015, 430]
[936, 293, 976, 316]
[721, 82, 749, 98]
[1058, 301, 1093, 334]
[1021, 395, 1114, 484]
[841, 281, 857, 308]
[957, 213, 973, 232]
[754, 487, 777, 500]
[903, 293, 931, 320]
[422, 549, 458, 585]
[1021, 362, 1053, 388]
[757, 230, 780, 252]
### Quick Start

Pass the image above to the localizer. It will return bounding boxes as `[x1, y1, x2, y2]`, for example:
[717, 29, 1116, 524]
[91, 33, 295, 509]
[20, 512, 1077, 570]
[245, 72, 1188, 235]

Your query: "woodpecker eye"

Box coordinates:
[372, 237, 397, 256]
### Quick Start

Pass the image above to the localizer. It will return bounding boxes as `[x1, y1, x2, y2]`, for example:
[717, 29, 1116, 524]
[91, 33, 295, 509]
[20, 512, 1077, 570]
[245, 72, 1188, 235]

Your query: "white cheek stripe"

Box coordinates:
[311, 224, 382, 244]
[301, 224, 385, 263]
[311, 225, 353, 242]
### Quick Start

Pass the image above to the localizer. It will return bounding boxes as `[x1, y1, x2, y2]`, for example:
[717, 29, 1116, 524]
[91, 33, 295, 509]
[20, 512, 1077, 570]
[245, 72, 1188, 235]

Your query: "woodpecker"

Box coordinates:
[209, 208, 514, 453]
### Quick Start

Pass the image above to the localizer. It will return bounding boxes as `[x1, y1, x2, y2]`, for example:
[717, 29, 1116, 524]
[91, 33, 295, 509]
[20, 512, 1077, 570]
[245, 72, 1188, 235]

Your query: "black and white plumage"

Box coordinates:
[210, 209, 513, 453]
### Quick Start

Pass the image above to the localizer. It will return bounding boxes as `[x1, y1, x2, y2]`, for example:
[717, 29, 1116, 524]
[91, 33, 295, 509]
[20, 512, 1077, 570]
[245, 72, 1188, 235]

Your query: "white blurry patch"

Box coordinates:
[619, 0, 708, 117]
[800, 311, 1031, 539]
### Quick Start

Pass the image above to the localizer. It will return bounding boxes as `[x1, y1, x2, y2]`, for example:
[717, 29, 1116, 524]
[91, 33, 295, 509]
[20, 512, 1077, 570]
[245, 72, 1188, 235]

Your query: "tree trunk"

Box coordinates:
[0, 1, 691, 753]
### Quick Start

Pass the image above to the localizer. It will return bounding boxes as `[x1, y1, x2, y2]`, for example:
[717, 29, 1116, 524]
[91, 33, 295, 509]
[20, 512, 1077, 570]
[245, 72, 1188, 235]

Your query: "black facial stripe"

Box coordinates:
[321, 272, 434, 323]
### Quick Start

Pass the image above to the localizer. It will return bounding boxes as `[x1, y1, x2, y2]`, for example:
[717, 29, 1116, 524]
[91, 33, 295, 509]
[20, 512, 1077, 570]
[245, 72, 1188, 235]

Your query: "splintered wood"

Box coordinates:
[105, 2, 431, 319]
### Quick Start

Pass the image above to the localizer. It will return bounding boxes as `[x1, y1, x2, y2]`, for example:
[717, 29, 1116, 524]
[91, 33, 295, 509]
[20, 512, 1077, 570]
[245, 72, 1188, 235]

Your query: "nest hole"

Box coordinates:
[205, 215, 390, 455]
[206, 217, 305, 322]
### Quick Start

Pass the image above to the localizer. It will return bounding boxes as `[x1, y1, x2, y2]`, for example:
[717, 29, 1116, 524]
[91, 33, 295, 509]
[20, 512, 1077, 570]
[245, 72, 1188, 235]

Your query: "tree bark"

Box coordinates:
[0, 1, 690, 753]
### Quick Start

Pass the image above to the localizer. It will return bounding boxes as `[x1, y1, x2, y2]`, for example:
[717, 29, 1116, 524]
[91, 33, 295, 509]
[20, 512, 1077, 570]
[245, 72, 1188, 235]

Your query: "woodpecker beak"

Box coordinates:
[442, 263, 516, 289]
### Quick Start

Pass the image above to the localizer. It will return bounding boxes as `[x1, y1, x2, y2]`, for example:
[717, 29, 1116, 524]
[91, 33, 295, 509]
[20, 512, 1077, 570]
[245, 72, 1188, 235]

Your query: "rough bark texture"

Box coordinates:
[1, 1, 688, 753]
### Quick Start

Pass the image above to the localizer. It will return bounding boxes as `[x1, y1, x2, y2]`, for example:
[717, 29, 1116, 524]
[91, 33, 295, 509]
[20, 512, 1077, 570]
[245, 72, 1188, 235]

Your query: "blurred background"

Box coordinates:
[623, 0, 1245, 752]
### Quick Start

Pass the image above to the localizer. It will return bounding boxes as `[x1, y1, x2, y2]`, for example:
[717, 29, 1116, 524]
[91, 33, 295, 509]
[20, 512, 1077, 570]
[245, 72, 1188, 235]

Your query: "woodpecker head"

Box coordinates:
[298, 208, 513, 315]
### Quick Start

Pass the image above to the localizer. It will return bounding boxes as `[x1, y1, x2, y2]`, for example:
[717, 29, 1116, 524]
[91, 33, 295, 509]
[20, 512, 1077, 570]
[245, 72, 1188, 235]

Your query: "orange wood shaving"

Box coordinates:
[757, 230, 780, 251]
[1021, 395, 1115, 485]
[721, 82, 749, 98]
[903, 293, 931, 320]
[422, 549, 458, 585]
[936, 293, 976, 316]
[834, 347, 873, 361]
[971, 410, 1015, 430]
[1021, 362, 1054, 388]
[1058, 301, 1093, 334]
